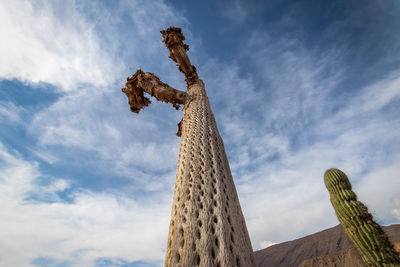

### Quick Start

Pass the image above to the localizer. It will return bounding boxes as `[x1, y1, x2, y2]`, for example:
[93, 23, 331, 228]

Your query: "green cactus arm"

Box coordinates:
[324, 168, 400, 266]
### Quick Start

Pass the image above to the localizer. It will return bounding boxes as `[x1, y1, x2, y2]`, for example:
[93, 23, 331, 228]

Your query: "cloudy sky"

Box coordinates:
[1, 0, 400, 266]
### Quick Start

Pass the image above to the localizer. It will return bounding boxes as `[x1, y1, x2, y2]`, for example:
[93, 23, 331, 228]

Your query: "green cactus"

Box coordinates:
[324, 168, 400, 266]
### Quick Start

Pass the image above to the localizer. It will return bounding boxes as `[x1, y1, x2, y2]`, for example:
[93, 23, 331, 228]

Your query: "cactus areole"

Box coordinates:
[122, 27, 256, 267]
[324, 168, 400, 266]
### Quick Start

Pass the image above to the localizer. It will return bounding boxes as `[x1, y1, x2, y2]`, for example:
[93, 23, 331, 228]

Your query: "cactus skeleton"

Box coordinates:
[122, 27, 256, 267]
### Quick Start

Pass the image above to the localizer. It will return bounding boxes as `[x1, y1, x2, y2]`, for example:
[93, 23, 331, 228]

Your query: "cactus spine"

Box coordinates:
[324, 168, 400, 266]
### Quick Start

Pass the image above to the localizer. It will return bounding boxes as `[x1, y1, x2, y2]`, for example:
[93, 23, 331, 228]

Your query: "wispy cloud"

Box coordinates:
[0, 0, 399, 264]
[219, 0, 247, 25]
[0, 142, 170, 267]
[0, 1, 122, 92]
[29, 86, 181, 182]
[198, 6, 400, 248]
[0, 0, 190, 91]
[358, 159, 400, 224]
[0, 101, 25, 125]
[227, 65, 399, 249]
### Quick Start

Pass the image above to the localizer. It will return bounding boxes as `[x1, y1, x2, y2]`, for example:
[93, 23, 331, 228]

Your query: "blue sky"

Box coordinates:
[0, 0, 400, 266]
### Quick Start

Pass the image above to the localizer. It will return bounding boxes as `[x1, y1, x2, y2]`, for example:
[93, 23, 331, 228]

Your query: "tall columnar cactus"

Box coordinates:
[324, 168, 400, 266]
[122, 28, 256, 267]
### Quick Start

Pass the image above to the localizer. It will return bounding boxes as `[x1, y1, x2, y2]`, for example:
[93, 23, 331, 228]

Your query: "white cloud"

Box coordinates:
[0, 0, 122, 92]
[357, 159, 400, 223]
[0, 142, 171, 267]
[30, 148, 60, 164]
[30, 86, 181, 179]
[0, 101, 25, 125]
[0, 0, 189, 92]
[392, 198, 400, 221]
[359, 72, 400, 112]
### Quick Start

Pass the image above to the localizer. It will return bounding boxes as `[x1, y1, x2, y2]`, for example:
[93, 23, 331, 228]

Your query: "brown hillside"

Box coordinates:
[254, 224, 400, 267]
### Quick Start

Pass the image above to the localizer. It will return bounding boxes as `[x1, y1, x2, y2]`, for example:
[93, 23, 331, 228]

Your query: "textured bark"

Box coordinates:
[165, 80, 256, 267]
[122, 27, 256, 267]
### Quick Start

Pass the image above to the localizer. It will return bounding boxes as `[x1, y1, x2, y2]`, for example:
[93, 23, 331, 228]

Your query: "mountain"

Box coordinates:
[254, 224, 400, 267]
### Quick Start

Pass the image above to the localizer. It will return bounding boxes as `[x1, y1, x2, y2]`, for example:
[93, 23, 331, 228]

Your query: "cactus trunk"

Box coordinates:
[324, 168, 400, 266]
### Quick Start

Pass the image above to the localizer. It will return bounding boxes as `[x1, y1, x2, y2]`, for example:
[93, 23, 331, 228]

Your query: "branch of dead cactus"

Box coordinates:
[122, 70, 187, 113]
[161, 27, 199, 87]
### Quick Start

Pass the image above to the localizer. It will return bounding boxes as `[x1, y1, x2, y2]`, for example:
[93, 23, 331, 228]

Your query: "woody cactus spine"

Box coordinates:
[324, 168, 400, 266]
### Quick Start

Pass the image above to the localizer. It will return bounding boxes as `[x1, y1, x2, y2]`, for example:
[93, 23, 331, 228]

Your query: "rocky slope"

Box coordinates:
[254, 224, 400, 267]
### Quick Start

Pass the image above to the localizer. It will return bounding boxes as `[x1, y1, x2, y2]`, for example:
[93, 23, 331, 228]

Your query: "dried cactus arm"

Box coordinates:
[122, 27, 198, 114]
[161, 27, 199, 86]
[122, 70, 187, 113]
